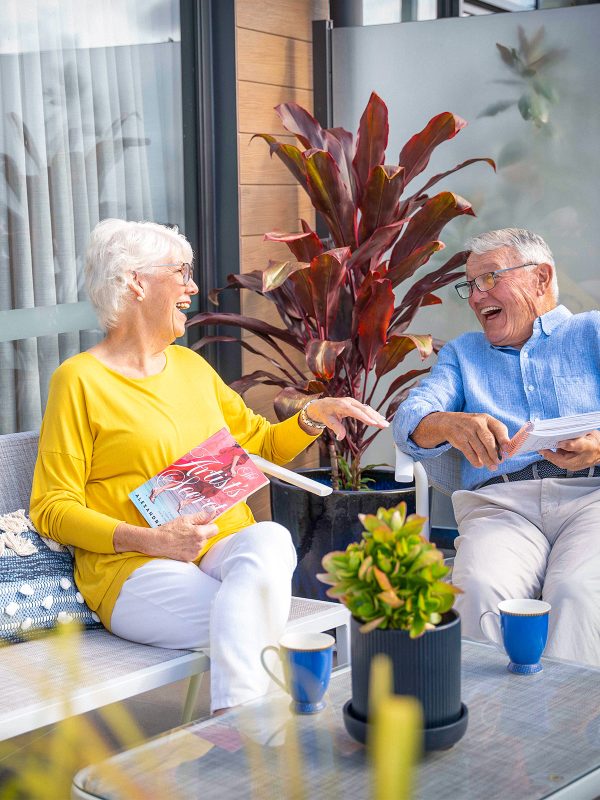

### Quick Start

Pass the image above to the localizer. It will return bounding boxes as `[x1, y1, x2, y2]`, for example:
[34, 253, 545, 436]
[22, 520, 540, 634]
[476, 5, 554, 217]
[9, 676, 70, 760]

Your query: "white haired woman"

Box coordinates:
[30, 219, 388, 713]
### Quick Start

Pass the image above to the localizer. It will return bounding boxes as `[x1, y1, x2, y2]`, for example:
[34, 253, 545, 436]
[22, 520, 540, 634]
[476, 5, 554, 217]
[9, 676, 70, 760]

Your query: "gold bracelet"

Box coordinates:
[299, 399, 327, 431]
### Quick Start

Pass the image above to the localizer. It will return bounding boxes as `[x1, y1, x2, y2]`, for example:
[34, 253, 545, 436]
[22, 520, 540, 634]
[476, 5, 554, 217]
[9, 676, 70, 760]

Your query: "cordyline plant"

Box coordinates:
[317, 503, 461, 638]
[187, 91, 494, 490]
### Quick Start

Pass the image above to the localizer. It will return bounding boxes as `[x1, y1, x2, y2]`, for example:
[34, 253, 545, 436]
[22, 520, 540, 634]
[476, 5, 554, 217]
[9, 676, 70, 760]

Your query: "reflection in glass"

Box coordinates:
[0, 0, 184, 433]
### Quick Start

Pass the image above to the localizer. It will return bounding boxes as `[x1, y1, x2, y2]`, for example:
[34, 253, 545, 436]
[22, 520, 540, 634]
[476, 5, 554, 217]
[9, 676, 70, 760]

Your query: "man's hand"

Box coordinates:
[114, 515, 219, 561]
[539, 430, 600, 471]
[411, 411, 510, 470]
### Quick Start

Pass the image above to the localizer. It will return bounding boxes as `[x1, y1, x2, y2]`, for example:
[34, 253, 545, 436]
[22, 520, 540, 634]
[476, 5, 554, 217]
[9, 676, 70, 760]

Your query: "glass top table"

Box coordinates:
[72, 640, 600, 800]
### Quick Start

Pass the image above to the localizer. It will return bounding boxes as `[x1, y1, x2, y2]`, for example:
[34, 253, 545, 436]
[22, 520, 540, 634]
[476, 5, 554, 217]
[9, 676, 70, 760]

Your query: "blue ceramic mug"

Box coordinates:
[480, 599, 551, 675]
[261, 631, 334, 713]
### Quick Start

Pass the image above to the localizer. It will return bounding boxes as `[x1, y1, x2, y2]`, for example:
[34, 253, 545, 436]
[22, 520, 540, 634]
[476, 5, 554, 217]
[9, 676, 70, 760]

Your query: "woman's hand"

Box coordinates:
[301, 397, 389, 441]
[114, 516, 219, 561]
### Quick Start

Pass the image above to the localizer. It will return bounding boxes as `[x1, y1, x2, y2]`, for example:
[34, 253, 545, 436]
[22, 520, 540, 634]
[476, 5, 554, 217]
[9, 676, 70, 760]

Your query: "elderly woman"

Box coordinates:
[30, 219, 388, 712]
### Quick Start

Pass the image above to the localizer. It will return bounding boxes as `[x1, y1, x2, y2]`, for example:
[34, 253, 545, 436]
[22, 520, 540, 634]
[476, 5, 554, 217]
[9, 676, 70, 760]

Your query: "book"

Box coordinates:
[130, 428, 269, 527]
[504, 411, 600, 457]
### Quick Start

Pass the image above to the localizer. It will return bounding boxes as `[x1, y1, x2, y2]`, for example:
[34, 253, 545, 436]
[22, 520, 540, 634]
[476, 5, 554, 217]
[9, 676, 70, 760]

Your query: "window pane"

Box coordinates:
[0, 0, 184, 433]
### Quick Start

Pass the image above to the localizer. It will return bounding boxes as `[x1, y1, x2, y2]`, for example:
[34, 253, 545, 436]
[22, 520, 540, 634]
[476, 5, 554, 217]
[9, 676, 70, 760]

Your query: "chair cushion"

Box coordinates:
[0, 513, 103, 642]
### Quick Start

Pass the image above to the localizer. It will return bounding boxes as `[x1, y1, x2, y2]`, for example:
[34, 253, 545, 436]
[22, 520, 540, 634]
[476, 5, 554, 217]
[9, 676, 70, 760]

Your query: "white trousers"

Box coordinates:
[110, 521, 297, 711]
[452, 477, 600, 666]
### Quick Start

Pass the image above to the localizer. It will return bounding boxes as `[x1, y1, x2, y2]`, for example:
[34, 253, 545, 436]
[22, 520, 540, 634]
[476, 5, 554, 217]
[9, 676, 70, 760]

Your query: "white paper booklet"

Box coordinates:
[505, 411, 600, 457]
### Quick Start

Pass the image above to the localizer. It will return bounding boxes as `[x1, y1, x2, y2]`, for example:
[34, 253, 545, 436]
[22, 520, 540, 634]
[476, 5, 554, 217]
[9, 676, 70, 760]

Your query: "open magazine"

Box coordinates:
[130, 428, 269, 527]
[504, 411, 600, 457]
[130, 428, 333, 527]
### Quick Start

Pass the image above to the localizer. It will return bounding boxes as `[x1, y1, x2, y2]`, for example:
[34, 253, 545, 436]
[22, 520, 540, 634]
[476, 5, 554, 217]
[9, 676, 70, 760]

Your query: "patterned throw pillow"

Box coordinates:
[0, 511, 103, 643]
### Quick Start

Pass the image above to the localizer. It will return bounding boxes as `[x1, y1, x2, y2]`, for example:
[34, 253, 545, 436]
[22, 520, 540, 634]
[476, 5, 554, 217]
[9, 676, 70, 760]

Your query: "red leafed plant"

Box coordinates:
[187, 92, 494, 490]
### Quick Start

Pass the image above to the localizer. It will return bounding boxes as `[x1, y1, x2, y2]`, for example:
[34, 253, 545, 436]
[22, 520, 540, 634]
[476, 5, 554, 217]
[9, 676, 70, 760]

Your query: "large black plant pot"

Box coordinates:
[344, 610, 468, 752]
[270, 467, 415, 601]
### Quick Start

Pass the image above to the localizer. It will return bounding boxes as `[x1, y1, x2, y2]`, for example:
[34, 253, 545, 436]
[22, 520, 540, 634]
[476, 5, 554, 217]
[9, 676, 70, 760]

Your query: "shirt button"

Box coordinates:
[522, 352, 529, 358]
[527, 385, 534, 392]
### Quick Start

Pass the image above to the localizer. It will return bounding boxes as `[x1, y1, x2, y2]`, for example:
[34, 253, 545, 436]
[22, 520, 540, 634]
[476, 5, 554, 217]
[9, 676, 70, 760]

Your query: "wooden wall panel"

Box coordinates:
[240, 185, 313, 236]
[238, 82, 312, 135]
[237, 29, 312, 89]
[239, 134, 300, 185]
[235, 0, 326, 520]
[237, 0, 329, 41]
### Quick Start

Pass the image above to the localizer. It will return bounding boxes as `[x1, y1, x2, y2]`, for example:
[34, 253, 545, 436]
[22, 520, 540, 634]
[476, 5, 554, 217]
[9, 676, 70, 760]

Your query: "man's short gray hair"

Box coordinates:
[465, 227, 558, 300]
[85, 219, 193, 330]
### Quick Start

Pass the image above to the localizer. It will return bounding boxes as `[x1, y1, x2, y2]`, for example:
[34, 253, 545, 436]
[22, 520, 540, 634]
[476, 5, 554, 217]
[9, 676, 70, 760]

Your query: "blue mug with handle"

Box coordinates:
[480, 599, 551, 675]
[261, 631, 334, 713]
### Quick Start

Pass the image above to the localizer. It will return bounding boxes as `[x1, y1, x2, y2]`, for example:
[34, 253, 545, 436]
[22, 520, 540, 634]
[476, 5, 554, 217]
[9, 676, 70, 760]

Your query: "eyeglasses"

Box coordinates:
[454, 263, 538, 299]
[146, 262, 194, 285]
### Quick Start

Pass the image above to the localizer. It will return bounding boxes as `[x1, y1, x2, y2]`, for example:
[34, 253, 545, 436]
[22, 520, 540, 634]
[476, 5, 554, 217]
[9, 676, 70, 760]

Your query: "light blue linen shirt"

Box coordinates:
[393, 305, 600, 490]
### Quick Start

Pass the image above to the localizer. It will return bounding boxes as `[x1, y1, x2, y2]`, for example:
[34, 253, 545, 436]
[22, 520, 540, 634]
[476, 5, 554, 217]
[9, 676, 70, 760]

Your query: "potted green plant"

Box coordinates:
[318, 502, 468, 751]
[186, 91, 493, 597]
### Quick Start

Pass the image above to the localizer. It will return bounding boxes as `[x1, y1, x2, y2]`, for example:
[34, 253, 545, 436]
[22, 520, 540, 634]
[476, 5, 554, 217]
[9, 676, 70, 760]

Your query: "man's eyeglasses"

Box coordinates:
[454, 263, 538, 299]
[146, 262, 194, 285]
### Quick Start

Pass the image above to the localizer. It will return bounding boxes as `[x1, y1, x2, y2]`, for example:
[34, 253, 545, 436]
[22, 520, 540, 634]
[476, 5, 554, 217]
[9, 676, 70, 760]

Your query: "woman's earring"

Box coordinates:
[137, 294, 144, 302]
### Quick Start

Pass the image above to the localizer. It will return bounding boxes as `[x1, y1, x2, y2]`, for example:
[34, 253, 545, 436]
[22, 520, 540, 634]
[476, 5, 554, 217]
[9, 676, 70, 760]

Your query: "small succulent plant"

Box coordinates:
[318, 502, 461, 638]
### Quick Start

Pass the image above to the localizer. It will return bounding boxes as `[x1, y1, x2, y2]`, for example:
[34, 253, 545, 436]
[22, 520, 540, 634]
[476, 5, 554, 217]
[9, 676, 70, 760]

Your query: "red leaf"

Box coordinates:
[352, 92, 389, 202]
[357, 165, 406, 245]
[275, 103, 326, 149]
[307, 250, 350, 335]
[262, 260, 308, 292]
[264, 227, 324, 262]
[306, 340, 349, 380]
[304, 150, 356, 248]
[375, 334, 433, 378]
[389, 192, 474, 265]
[399, 112, 467, 186]
[354, 279, 395, 371]
[347, 220, 406, 272]
[380, 368, 431, 408]
[186, 311, 303, 350]
[231, 370, 293, 397]
[327, 126, 357, 203]
[408, 157, 496, 202]
[208, 270, 263, 305]
[387, 241, 445, 286]
[252, 134, 308, 189]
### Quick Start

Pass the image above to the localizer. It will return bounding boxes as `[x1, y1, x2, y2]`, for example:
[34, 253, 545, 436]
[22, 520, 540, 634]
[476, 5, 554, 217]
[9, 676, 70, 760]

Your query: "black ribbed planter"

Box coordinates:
[345, 610, 468, 751]
[270, 467, 415, 601]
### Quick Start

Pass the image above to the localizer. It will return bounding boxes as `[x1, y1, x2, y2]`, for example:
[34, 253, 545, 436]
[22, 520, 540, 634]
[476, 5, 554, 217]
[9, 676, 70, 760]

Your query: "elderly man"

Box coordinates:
[393, 228, 600, 666]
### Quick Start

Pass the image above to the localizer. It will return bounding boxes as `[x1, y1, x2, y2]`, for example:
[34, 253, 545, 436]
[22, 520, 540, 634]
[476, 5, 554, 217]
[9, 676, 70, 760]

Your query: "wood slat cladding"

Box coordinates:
[238, 81, 312, 135]
[239, 133, 300, 185]
[237, 29, 312, 90]
[235, 0, 325, 519]
[240, 185, 313, 237]
[237, 0, 329, 42]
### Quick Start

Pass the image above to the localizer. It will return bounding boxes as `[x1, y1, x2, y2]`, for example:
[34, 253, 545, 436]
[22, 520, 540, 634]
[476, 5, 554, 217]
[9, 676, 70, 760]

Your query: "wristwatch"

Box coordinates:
[299, 399, 327, 432]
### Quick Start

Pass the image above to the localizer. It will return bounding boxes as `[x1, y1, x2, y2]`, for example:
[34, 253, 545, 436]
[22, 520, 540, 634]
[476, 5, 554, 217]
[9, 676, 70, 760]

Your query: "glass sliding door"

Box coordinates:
[0, 0, 185, 433]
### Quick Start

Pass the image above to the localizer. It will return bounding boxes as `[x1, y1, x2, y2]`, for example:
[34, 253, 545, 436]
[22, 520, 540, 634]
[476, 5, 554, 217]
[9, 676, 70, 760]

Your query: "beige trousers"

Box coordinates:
[452, 477, 600, 667]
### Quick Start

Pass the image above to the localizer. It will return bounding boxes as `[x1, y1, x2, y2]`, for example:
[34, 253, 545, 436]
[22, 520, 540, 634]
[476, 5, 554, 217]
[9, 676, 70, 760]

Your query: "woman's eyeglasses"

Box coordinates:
[146, 262, 194, 285]
[454, 263, 538, 299]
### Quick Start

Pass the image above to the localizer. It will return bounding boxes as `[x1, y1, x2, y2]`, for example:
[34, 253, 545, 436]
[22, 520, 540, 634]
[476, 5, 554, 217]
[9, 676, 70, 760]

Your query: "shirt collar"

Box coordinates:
[538, 304, 571, 336]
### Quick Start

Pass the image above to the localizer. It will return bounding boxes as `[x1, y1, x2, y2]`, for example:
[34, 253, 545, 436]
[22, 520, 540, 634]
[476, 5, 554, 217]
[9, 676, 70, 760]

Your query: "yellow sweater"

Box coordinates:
[30, 346, 318, 629]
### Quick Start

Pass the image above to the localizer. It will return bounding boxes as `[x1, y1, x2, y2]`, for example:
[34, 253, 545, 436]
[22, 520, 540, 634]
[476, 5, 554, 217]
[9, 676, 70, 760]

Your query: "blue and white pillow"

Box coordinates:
[0, 511, 103, 643]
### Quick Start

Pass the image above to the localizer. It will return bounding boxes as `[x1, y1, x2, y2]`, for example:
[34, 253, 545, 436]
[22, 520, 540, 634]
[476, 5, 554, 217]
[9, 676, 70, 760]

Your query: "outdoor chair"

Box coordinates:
[0, 430, 350, 740]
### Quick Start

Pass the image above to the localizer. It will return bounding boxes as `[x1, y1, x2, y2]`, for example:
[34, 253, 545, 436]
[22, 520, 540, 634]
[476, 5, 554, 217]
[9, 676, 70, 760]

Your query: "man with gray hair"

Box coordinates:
[394, 228, 600, 666]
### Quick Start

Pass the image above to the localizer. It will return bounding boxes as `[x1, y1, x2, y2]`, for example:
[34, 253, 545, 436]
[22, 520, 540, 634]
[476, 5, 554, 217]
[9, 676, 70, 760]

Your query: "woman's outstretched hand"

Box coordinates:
[302, 397, 389, 441]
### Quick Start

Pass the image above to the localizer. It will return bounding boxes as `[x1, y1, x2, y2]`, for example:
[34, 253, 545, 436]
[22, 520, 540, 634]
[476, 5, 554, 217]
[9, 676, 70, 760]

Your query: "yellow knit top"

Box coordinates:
[30, 346, 318, 629]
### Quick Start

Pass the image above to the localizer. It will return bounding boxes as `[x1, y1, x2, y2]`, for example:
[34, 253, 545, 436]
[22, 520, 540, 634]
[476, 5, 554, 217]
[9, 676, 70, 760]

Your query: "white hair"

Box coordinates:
[465, 227, 558, 300]
[85, 219, 193, 329]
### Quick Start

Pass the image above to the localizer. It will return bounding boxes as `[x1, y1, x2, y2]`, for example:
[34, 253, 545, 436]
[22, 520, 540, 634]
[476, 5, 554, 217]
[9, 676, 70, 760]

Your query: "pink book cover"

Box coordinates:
[129, 428, 268, 527]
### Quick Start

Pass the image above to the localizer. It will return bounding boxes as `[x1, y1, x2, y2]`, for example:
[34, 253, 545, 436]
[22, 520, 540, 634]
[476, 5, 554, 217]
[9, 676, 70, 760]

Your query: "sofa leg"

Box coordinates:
[182, 673, 205, 724]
